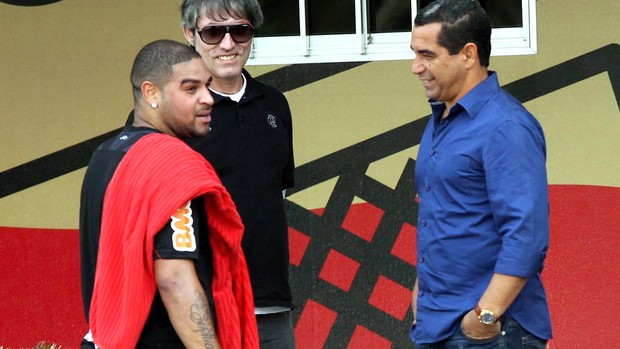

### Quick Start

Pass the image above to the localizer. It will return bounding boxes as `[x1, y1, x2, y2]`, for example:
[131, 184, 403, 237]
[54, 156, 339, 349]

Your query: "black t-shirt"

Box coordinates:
[80, 125, 157, 321]
[138, 198, 214, 348]
[80, 122, 214, 347]
[187, 71, 295, 309]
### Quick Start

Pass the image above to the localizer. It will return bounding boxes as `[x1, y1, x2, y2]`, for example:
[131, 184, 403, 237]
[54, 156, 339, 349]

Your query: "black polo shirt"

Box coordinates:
[187, 70, 295, 309]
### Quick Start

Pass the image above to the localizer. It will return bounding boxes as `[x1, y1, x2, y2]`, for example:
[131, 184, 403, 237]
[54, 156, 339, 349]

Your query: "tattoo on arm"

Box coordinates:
[189, 289, 218, 348]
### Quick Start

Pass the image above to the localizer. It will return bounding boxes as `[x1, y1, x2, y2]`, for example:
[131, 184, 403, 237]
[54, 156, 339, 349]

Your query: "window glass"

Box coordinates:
[308, 0, 355, 35]
[250, 0, 534, 64]
[369, 0, 412, 33]
[258, 0, 523, 37]
[257, 0, 300, 36]
[417, 0, 523, 28]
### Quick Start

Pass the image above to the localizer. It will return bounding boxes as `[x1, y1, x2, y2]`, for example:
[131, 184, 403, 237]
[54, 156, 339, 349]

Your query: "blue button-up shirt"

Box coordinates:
[411, 72, 552, 343]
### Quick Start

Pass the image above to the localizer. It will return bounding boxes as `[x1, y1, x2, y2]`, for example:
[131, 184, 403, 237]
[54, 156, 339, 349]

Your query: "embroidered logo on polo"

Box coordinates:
[267, 114, 278, 128]
[170, 200, 197, 252]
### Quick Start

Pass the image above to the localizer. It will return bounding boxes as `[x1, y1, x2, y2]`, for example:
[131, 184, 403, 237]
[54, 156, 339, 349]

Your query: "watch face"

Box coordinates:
[481, 312, 495, 324]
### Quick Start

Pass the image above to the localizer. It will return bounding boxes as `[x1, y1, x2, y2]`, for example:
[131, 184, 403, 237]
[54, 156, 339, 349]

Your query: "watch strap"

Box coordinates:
[474, 304, 482, 316]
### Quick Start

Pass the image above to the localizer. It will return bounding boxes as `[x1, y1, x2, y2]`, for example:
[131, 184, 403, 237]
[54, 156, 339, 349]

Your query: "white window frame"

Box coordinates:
[248, 0, 536, 65]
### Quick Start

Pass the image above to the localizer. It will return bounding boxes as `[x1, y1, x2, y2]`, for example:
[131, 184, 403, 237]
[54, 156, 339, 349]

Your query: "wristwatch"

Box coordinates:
[475, 304, 497, 325]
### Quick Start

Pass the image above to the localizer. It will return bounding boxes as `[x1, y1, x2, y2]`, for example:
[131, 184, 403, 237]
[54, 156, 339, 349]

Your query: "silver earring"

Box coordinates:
[151, 102, 158, 108]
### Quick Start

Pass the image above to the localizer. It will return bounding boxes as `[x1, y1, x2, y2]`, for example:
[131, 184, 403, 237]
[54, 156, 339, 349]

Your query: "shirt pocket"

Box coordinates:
[435, 153, 484, 203]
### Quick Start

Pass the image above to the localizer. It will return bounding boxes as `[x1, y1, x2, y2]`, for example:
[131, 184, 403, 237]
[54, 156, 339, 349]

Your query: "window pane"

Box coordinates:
[308, 0, 355, 35]
[257, 0, 300, 37]
[417, 0, 523, 28]
[369, 0, 412, 33]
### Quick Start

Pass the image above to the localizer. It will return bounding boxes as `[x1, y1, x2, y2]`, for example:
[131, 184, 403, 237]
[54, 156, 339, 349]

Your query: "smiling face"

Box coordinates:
[156, 57, 214, 139]
[184, 14, 252, 94]
[410, 23, 468, 110]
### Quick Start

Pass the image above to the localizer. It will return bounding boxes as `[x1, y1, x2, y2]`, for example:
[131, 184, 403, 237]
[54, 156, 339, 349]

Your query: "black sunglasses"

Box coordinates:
[195, 24, 254, 45]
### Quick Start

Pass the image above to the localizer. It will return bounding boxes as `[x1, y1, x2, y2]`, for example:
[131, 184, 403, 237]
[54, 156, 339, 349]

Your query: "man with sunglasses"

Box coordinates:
[181, 1, 296, 348]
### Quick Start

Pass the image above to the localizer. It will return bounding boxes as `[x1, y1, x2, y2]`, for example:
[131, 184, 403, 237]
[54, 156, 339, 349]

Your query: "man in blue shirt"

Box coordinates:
[409, 1, 552, 348]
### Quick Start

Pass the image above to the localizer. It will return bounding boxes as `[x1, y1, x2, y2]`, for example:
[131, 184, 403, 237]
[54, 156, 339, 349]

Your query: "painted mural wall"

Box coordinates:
[0, 0, 618, 348]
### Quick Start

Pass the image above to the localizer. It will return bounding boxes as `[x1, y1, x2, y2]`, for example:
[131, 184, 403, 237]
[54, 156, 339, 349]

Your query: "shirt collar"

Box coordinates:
[210, 69, 265, 104]
[457, 71, 500, 119]
[428, 71, 500, 120]
[210, 73, 247, 102]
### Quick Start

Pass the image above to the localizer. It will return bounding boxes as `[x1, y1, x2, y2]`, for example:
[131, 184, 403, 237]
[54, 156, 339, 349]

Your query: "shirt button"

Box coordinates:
[418, 291, 424, 296]
[430, 150, 436, 155]
[420, 221, 427, 227]
[425, 185, 431, 192]
[419, 256, 425, 263]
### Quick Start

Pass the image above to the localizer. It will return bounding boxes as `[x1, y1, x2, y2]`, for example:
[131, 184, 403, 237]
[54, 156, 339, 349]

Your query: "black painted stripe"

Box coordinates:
[0, 129, 119, 198]
[0, 62, 367, 198]
[1, 44, 619, 198]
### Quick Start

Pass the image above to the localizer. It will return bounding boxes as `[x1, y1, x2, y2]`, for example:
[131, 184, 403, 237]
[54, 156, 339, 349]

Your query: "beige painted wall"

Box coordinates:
[0, 0, 618, 228]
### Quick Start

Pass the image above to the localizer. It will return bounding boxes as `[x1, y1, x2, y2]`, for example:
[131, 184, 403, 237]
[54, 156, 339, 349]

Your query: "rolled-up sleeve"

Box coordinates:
[484, 118, 550, 278]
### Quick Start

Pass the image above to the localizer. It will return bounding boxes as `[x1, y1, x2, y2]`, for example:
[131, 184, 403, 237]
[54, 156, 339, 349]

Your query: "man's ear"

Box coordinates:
[141, 81, 160, 106]
[462, 43, 479, 69]
[183, 27, 196, 47]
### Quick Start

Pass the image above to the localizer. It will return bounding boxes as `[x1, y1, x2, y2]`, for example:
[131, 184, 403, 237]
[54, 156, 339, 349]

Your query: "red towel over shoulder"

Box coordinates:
[89, 133, 258, 349]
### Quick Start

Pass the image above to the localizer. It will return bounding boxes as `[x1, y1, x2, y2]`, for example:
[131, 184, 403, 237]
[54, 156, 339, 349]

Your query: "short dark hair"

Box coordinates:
[130, 39, 201, 103]
[414, 0, 492, 67]
[181, 0, 264, 30]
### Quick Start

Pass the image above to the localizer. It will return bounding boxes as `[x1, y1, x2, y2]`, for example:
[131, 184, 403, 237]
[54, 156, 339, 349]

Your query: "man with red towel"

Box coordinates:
[79, 39, 258, 348]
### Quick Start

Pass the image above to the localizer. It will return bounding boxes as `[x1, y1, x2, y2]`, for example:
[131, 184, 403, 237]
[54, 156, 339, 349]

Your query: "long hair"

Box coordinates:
[181, 0, 264, 29]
